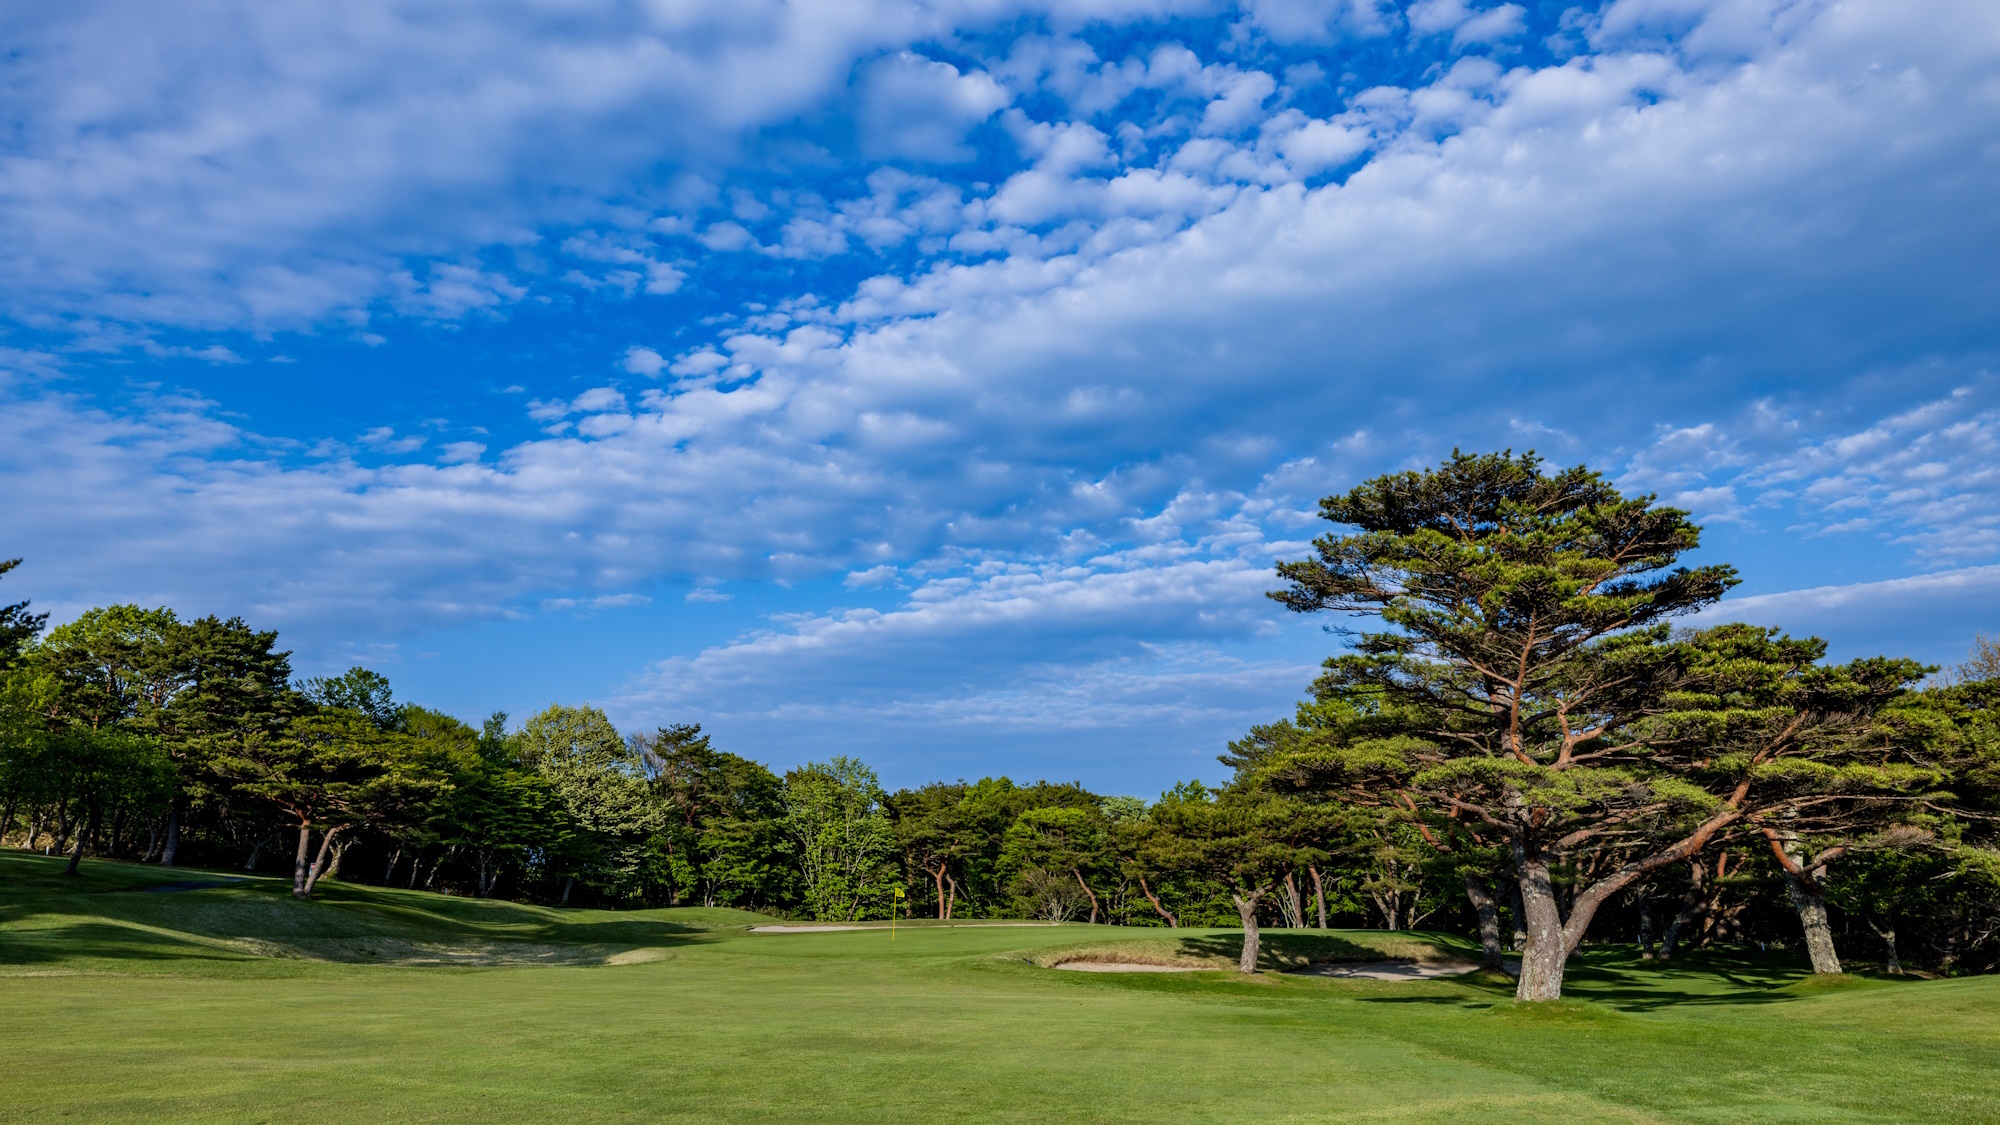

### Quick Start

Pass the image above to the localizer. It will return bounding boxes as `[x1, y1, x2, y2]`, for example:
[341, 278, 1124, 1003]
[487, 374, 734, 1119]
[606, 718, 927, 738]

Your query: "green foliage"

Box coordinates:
[637, 723, 789, 909]
[781, 756, 897, 921]
[517, 704, 662, 902]
[0, 558, 48, 670]
[302, 667, 398, 728]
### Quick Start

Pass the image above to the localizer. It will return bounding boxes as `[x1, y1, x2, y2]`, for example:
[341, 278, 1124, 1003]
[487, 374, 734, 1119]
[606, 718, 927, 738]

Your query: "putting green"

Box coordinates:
[3, 851, 1996, 1124]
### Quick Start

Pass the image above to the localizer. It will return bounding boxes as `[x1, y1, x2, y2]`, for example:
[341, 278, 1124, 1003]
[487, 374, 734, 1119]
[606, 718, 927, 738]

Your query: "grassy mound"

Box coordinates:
[0, 850, 774, 971]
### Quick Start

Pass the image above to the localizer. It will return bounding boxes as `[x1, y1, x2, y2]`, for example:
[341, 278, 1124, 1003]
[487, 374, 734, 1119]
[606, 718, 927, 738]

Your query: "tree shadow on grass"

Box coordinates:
[1174, 930, 1463, 971]
[0, 917, 262, 967]
[1355, 947, 1877, 1012]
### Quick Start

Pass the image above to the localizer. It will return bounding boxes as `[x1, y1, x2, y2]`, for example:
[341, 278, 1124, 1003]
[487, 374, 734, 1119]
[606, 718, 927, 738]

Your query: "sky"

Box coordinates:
[3, 0, 1999, 794]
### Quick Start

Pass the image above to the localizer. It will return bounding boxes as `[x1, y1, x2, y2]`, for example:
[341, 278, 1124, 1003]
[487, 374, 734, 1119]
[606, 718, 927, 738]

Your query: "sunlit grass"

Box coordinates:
[2, 850, 1995, 1124]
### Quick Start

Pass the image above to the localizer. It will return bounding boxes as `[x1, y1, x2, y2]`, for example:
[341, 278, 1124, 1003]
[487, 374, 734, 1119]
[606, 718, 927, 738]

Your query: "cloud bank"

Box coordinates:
[3, 0, 1998, 786]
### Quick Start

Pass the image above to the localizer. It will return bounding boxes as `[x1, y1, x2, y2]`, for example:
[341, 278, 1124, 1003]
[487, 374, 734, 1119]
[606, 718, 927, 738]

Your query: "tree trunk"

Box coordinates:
[1281, 872, 1304, 929]
[1783, 869, 1842, 974]
[1464, 873, 1505, 972]
[292, 822, 314, 898]
[65, 802, 99, 876]
[1764, 831, 1841, 975]
[1072, 869, 1099, 924]
[1232, 888, 1267, 974]
[560, 876, 574, 905]
[1868, 918, 1902, 974]
[0, 791, 18, 848]
[931, 864, 948, 919]
[1139, 875, 1178, 928]
[53, 800, 77, 856]
[244, 835, 266, 872]
[161, 802, 181, 867]
[1309, 865, 1328, 929]
[383, 843, 403, 884]
[301, 827, 343, 899]
[1514, 850, 1568, 1002]
[1659, 861, 1709, 960]
[1638, 897, 1656, 959]
[944, 874, 958, 921]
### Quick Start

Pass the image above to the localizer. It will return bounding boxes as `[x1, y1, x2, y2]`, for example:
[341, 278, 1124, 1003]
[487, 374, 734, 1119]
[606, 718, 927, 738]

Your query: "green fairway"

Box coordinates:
[4, 851, 1996, 1124]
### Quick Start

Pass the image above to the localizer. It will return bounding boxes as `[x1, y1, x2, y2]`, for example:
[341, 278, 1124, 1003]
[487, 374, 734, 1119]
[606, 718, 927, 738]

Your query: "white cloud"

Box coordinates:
[5, 0, 2000, 780]
[858, 52, 1012, 163]
[622, 346, 668, 377]
[1693, 565, 2000, 665]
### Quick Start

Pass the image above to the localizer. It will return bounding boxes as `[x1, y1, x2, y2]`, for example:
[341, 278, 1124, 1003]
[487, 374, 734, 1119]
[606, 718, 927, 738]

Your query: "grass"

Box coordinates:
[4, 851, 1997, 1123]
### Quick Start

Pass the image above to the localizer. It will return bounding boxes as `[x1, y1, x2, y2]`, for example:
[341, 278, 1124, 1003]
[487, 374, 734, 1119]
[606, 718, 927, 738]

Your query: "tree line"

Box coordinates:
[3, 453, 1998, 1001]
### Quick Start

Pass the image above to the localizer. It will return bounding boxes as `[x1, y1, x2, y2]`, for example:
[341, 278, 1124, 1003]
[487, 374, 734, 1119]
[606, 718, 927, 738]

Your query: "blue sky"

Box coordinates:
[4, 0, 1999, 793]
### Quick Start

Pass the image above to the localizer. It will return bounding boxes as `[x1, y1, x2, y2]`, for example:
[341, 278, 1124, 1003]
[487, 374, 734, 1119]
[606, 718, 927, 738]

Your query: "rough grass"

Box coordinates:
[4, 850, 1999, 1124]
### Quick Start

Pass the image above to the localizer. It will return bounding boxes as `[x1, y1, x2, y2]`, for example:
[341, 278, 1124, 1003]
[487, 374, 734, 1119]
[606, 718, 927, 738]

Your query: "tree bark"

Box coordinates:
[1638, 897, 1655, 960]
[1659, 860, 1710, 960]
[1464, 873, 1505, 972]
[560, 876, 574, 905]
[1763, 831, 1841, 975]
[383, 843, 403, 884]
[1139, 874, 1178, 928]
[160, 802, 181, 867]
[1232, 888, 1267, 973]
[244, 835, 266, 872]
[291, 822, 314, 898]
[1868, 918, 1902, 974]
[1514, 850, 1568, 1001]
[53, 800, 77, 857]
[1783, 869, 1842, 974]
[65, 802, 99, 875]
[301, 827, 343, 899]
[1277, 872, 1299, 929]
[944, 873, 958, 921]
[1072, 869, 1099, 925]
[1309, 865, 1328, 929]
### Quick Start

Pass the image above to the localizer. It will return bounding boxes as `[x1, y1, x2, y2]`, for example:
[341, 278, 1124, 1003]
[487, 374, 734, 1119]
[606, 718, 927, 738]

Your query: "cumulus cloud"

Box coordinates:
[858, 52, 1012, 163]
[5, 0, 1999, 782]
[1693, 566, 2000, 666]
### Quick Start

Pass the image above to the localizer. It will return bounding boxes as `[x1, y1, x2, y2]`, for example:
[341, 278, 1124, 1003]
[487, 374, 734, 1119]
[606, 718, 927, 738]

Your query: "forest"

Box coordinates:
[5, 453, 1999, 1002]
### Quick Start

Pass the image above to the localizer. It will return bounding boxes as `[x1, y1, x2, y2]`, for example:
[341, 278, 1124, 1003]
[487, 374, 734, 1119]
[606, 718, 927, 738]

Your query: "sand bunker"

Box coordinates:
[1053, 961, 1209, 973]
[1292, 960, 1492, 980]
[603, 947, 673, 965]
